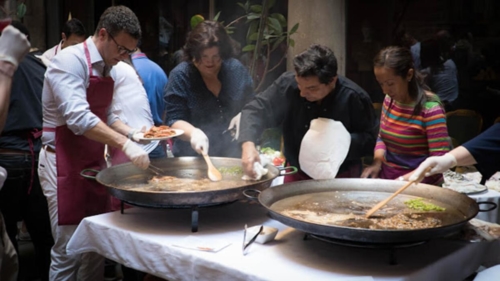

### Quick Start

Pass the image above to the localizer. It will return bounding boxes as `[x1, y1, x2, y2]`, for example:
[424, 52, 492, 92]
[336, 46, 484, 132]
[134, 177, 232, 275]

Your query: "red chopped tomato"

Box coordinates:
[272, 157, 284, 166]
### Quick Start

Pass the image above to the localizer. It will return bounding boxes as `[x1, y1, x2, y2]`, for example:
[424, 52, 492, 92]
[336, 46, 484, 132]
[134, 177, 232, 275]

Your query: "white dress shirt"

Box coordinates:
[109, 61, 158, 152]
[35, 41, 63, 67]
[41, 37, 118, 148]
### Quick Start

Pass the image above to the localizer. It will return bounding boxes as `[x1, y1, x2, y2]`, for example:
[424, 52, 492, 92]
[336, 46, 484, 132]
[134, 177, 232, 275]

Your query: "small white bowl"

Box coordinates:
[246, 225, 278, 244]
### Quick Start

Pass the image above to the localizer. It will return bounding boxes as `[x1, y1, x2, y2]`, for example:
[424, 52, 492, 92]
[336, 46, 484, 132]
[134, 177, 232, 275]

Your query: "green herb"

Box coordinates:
[404, 198, 445, 212]
[218, 166, 243, 175]
[260, 147, 276, 155]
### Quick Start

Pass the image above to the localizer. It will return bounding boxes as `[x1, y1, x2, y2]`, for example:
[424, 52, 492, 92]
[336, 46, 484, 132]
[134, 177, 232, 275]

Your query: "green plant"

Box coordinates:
[231, 0, 298, 92]
[17, 0, 26, 19]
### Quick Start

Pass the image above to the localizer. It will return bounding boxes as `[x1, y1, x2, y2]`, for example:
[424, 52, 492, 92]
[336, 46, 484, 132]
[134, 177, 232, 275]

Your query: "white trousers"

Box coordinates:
[38, 148, 104, 281]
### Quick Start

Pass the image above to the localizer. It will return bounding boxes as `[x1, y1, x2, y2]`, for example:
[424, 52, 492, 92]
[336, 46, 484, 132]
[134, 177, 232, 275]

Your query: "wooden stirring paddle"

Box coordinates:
[202, 152, 222, 182]
[365, 167, 432, 218]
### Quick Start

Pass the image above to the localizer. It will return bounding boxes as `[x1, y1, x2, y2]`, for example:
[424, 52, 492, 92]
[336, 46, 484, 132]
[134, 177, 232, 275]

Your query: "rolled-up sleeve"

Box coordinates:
[48, 53, 101, 135]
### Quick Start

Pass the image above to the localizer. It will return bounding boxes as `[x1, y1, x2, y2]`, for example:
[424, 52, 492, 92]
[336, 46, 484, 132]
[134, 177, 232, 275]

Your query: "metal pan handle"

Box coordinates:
[477, 201, 497, 212]
[243, 189, 261, 201]
[80, 169, 100, 180]
[278, 166, 297, 176]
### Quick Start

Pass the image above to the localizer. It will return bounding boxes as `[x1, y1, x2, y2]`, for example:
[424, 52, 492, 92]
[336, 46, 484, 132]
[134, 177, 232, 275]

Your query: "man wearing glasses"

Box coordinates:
[38, 6, 149, 280]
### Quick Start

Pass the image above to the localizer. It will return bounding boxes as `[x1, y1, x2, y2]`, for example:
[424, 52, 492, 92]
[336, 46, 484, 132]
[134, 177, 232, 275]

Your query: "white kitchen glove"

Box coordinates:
[190, 128, 209, 155]
[121, 139, 150, 169]
[409, 153, 458, 182]
[0, 25, 30, 69]
[299, 118, 351, 179]
[128, 126, 147, 142]
[227, 112, 241, 141]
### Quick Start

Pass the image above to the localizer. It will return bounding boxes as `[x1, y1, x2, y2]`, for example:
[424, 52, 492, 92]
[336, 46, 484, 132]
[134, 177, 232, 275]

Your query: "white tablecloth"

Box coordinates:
[67, 201, 500, 281]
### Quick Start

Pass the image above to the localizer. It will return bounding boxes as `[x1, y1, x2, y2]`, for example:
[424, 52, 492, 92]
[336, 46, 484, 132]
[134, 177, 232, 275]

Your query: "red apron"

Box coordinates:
[55, 41, 114, 225]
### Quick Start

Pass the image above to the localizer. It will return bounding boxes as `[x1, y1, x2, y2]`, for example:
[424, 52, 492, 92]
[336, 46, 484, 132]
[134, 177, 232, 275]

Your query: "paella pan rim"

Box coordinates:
[259, 178, 478, 244]
[96, 157, 281, 207]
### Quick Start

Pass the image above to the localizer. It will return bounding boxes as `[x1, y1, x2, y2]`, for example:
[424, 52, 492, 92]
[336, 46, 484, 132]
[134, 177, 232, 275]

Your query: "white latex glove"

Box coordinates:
[409, 153, 458, 182]
[227, 112, 241, 141]
[121, 139, 150, 169]
[190, 128, 209, 155]
[128, 126, 147, 142]
[0, 25, 30, 69]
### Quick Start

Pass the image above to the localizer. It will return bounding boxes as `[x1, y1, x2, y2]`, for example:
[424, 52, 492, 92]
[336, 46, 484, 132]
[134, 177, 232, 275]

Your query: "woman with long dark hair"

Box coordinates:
[361, 46, 451, 185]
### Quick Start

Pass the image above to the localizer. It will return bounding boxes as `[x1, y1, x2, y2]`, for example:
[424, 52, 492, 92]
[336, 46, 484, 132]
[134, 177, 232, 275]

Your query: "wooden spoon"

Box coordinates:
[365, 167, 432, 218]
[202, 152, 222, 182]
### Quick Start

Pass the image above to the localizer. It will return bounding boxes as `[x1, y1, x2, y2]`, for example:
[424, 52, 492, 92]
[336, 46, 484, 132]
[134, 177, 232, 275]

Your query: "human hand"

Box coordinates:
[0, 25, 30, 70]
[409, 153, 457, 182]
[360, 162, 381, 178]
[241, 142, 261, 179]
[190, 128, 209, 155]
[121, 139, 150, 169]
[226, 112, 241, 141]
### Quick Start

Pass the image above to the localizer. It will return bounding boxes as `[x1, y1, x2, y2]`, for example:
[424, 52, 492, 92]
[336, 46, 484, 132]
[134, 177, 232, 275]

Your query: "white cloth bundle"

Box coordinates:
[242, 156, 270, 181]
[299, 118, 351, 179]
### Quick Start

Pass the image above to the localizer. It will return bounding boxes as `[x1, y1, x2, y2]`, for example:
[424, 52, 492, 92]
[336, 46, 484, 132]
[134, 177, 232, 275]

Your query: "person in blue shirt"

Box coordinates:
[164, 20, 254, 157]
[132, 46, 168, 158]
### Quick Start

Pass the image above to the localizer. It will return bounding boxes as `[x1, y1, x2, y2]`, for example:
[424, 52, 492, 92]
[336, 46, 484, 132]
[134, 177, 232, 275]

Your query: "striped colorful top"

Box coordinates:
[375, 95, 450, 183]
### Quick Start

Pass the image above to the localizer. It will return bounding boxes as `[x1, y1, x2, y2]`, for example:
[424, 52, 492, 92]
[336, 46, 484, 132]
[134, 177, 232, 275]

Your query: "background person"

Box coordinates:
[38, 6, 149, 280]
[37, 18, 87, 67]
[0, 21, 53, 281]
[361, 46, 450, 185]
[0, 22, 31, 281]
[164, 20, 254, 157]
[239, 44, 378, 182]
[420, 38, 459, 111]
[131, 46, 168, 158]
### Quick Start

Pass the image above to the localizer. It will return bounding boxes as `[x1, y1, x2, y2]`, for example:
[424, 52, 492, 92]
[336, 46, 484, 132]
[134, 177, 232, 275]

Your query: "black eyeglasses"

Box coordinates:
[108, 32, 137, 55]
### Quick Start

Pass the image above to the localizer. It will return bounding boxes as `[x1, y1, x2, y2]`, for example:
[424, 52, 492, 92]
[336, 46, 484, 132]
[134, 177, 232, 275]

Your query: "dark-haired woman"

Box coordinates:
[361, 46, 451, 185]
[164, 20, 254, 157]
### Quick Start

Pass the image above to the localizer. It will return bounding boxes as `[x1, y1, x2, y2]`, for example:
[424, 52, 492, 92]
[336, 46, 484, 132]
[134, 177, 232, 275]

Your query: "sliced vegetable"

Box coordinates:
[218, 166, 243, 175]
[404, 198, 445, 212]
[260, 147, 276, 155]
[272, 157, 284, 166]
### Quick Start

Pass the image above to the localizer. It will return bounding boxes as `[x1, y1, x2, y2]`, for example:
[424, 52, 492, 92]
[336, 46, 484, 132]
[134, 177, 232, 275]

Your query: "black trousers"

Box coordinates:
[0, 154, 54, 281]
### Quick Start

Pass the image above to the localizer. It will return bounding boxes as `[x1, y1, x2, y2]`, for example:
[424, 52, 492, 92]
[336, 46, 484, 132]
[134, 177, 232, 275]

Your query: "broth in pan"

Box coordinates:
[271, 191, 466, 230]
[107, 168, 250, 193]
